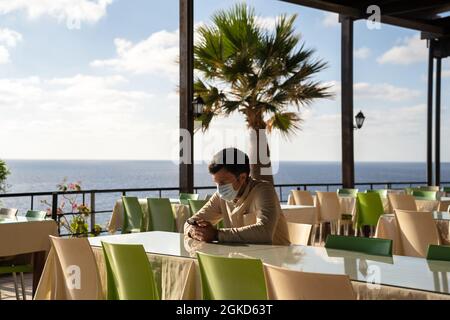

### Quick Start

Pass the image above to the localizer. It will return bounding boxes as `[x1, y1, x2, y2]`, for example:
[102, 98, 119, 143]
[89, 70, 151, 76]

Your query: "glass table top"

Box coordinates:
[238, 245, 450, 295]
[88, 231, 450, 295]
[88, 231, 283, 259]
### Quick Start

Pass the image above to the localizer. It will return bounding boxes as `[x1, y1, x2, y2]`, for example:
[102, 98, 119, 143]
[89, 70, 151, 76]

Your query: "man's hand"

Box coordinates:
[189, 220, 218, 242]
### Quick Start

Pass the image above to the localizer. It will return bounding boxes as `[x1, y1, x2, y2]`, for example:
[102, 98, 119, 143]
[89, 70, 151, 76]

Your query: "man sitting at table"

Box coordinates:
[184, 148, 290, 245]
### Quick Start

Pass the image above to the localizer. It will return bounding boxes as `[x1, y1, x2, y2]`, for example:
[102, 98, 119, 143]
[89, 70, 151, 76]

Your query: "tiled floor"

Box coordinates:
[0, 273, 32, 300]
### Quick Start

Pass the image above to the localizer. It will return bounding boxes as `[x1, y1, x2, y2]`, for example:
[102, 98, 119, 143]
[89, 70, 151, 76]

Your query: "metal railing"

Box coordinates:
[0, 181, 448, 236]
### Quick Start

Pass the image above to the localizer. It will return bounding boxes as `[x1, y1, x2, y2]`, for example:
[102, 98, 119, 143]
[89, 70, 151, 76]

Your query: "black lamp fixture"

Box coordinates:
[193, 96, 205, 118]
[354, 110, 365, 130]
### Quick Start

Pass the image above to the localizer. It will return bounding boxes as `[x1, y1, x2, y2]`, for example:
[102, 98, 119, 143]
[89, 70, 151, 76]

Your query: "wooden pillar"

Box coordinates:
[340, 15, 355, 188]
[427, 44, 434, 186]
[179, 0, 194, 193]
[435, 56, 442, 186]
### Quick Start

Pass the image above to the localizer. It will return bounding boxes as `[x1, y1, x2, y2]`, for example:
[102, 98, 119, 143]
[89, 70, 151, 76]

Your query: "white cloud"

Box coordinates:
[0, 45, 9, 64]
[254, 16, 277, 31]
[0, 28, 22, 64]
[354, 82, 421, 101]
[0, 74, 188, 160]
[322, 12, 339, 28]
[328, 81, 421, 102]
[377, 34, 427, 65]
[91, 29, 179, 79]
[354, 47, 371, 59]
[0, 28, 22, 47]
[0, 0, 112, 28]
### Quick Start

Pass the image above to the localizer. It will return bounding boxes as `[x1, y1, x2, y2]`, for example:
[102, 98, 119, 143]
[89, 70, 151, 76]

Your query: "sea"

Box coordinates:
[1, 160, 449, 230]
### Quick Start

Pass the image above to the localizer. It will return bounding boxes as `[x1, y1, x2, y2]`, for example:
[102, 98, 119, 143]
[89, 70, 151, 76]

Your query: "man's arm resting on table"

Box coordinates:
[184, 193, 223, 239]
[218, 183, 280, 244]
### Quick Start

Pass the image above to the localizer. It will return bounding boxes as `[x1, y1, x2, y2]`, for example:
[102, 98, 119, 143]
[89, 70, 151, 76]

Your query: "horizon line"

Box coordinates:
[1, 158, 445, 164]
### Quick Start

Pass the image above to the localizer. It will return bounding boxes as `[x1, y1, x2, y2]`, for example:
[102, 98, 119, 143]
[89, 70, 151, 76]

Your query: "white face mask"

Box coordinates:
[217, 183, 239, 202]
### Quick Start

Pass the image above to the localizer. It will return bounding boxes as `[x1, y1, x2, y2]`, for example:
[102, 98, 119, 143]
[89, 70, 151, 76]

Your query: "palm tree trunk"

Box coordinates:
[248, 127, 274, 185]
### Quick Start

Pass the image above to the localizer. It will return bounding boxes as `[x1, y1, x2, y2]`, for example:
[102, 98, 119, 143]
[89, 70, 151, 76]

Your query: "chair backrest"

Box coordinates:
[102, 242, 159, 300]
[427, 244, 450, 262]
[121, 196, 145, 233]
[337, 188, 358, 197]
[147, 198, 176, 232]
[419, 186, 440, 192]
[197, 252, 267, 300]
[188, 199, 208, 215]
[179, 193, 199, 200]
[366, 189, 388, 198]
[325, 235, 393, 257]
[25, 210, 47, 219]
[264, 264, 356, 300]
[286, 222, 312, 246]
[356, 192, 384, 227]
[395, 210, 440, 257]
[388, 193, 417, 211]
[291, 190, 314, 206]
[412, 190, 437, 200]
[49, 236, 104, 300]
[0, 208, 18, 218]
[316, 192, 341, 222]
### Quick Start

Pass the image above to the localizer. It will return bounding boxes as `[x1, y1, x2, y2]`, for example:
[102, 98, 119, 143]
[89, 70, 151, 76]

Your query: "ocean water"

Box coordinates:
[1, 160, 450, 230]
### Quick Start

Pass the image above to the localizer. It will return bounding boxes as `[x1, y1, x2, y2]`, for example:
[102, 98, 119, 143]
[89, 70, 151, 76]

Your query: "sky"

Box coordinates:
[0, 0, 448, 162]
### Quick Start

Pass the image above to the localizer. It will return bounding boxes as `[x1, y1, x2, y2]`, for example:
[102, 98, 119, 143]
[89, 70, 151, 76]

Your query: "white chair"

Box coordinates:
[48, 236, 104, 300]
[316, 192, 348, 243]
[394, 210, 440, 257]
[0, 208, 18, 218]
[388, 194, 417, 212]
[290, 190, 314, 206]
[264, 264, 356, 300]
[286, 222, 312, 246]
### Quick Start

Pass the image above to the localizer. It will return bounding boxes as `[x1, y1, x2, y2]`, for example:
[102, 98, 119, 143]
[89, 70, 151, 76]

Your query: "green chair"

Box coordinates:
[325, 235, 393, 257]
[179, 193, 199, 205]
[0, 264, 32, 300]
[188, 199, 208, 215]
[366, 189, 388, 198]
[337, 188, 358, 197]
[147, 198, 176, 232]
[426, 244, 450, 262]
[25, 210, 47, 219]
[412, 190, 437, 200]
[443, 186, 450, 195]
[121, 196, 145, 234]
[355, 192, 385, 236]
[404, 187, 418, 195]
[101, 242, 159, 300]
[197, 252, 267, 300]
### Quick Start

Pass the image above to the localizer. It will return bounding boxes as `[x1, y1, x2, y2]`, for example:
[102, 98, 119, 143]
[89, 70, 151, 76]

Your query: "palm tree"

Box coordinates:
[194, 4, 332, 184]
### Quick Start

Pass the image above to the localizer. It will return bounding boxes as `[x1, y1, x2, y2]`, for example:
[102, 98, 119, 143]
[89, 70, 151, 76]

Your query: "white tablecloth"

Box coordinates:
[107, 199, 190, 233]
[281, 205, 317, 225]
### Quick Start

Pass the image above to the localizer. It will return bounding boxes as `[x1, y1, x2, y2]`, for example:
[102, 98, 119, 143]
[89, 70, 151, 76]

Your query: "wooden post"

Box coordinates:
[179, 0, 194, 193]
[427, 44, 434, 186]
[435, 56, 442, 186]
[340, 15, 355, 188]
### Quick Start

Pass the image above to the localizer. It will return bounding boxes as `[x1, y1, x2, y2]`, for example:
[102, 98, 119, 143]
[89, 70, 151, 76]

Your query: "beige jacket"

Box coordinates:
[184, 178, 290, 245]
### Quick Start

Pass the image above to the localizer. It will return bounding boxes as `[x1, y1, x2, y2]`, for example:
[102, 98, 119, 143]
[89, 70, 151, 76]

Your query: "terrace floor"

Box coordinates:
[0, 273, 32, 300]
